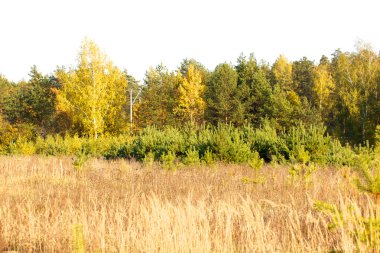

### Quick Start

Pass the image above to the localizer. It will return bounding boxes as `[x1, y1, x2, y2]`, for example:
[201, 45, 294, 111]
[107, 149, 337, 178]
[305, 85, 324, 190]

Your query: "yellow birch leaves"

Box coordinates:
[55, 39, 127, 138]
[313, 63, 335, 111]
[175, 64, 206, 124]
[272, 55, 293, 91]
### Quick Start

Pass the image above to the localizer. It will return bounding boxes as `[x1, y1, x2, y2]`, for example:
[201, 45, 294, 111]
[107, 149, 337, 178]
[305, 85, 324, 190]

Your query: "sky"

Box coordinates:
[0, 0, 379, 83]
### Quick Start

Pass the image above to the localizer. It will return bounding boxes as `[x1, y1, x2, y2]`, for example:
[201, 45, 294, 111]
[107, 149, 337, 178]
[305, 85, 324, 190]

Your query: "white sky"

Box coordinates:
[0, 0, 379, 82]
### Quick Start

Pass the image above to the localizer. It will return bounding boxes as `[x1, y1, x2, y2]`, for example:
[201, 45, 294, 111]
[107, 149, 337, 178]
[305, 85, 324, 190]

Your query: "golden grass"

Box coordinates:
[0, 156, 379, 252]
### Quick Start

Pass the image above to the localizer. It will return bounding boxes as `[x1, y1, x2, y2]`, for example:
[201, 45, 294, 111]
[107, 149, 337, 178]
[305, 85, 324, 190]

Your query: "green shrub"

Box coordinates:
[248, 151, 264, 172]
[0, 122, 375, 169]
[102, 135, 133, 159]
[202, 148, 215, 165]
[285, 124, 330, 164]
[288, 163, 317, 184]
[132, 126, 186, 160]
[73, 149, 89, 170]
[212, 124, 251, 163]
[143, 151, 155, 167]
[314, 200, 380, 251]
[353, 144, 380, 195]
[249, 121, 289, 162]
[183, 148, 200, 165]
[65, 133, 83, 155]
[161, 151, 177, 171]
[290, 145, 310, 164]
[15, 140, 36, 155]
[327, 140, 356, 166]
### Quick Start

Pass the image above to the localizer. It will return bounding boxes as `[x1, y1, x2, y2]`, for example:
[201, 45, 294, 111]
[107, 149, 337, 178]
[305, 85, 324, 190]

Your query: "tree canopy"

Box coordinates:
[55, 38, 128, 138]
[1, 39, 380, 145]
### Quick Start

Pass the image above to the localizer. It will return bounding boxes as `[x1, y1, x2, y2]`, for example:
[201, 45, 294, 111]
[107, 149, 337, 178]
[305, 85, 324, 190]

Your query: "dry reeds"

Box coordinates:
[0, 156, 377, 252]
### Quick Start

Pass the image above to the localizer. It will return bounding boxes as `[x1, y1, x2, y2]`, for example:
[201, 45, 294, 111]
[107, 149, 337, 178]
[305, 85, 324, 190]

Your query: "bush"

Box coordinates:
[248, 121, 289, 162]
[315, 200, 380, 251]
[248, 151, 264, 172]
[183, 148, 200, 165]
[202, 148, 215, 165]
[143, 152, 155, 167]
[353, 144, 380, 195]
[132, 126, 186, 160]
[211, 124, 251, 163]
[0, 122, 374, 169]
[327, 140, 356, 166]
[161, 151, 177, 171]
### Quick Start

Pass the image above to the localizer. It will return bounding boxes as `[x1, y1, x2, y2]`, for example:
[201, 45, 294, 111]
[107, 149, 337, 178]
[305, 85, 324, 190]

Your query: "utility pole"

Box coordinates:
[130, 88, 133, 132]
[129, 87, 142, 134]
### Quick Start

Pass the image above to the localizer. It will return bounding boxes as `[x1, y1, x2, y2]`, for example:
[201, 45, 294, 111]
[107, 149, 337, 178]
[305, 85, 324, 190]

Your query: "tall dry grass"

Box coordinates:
[0, 156, 378, 252]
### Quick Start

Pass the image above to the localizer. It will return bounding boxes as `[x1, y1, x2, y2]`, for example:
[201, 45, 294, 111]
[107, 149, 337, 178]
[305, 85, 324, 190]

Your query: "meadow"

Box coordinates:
[1, 156, 379, 252]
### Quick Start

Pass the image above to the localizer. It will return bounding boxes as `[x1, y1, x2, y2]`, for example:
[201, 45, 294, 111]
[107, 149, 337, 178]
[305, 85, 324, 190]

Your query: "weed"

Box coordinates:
[72, 224, 85, 253]
[288, 163, 317, 184]
[247, 151, 264, 172]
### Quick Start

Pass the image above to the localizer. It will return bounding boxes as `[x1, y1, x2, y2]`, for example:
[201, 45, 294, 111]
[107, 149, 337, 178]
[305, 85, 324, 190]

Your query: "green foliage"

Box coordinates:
[1, 67, 57, 138]
[375, 125, 380, 147]
[0, 115, 17, 154]
[290, 145, 310, 164]
[102, 136, 133, 159]
[244, 150, 266, 185]
[183, 148, 200, 165]
[211, 124, 252, 163]
[286, 124, 327, 164]
[205, 63, 240, 124]
[202, 148, 215, 165]
[248, 151, 264, 172]
[330, 45, 380, 145]
[353, 145, 380, 195]
[132, 126, 186, 161]
[288, 164, 317, 184]
[326, 140, 356, 166]
[314, 200, 380, 251]
[143, 151, 155, 167]
[73, 149, 89, 170]
[313, 200, 342, 230]
[241, 175, 266, 185]
[161, 151, 177, 171]
[0, 122, 371, 168]
[1, 42, 380, 149]
[248, 120, 288, 162]
[137, 65, 180, 128]
[292, 57, 315, 102]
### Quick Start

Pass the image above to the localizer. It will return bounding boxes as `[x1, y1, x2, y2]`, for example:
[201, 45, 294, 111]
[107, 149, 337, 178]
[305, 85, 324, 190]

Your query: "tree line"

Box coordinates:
[1, 39, 380, 146]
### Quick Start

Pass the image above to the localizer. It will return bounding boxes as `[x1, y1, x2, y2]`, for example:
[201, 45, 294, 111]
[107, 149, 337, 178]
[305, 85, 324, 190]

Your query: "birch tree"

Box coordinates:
[175, 64, 206, 124]
[56, 39, 128, 138]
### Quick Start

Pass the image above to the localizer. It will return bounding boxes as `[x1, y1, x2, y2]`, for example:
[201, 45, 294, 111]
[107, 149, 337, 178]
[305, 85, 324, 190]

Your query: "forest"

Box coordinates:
[1, 39, 379, 149]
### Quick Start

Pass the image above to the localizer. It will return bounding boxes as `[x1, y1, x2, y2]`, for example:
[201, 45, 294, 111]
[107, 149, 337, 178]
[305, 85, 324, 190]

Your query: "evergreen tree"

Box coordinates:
[137, 65, 180, 128]
[206, 63, 239, 124]
[292, 57, 315, 104]
[2, 66, 56, 134]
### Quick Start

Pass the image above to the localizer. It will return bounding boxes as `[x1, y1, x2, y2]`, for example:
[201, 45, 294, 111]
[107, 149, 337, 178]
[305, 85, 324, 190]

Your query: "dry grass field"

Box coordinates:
[0, 156, 379, 252]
